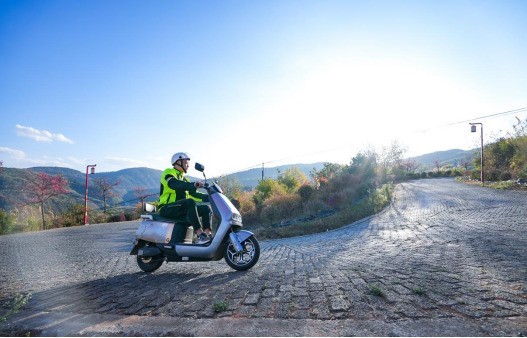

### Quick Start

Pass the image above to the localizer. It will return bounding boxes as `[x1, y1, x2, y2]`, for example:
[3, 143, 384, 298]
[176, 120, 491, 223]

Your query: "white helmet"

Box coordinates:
[171, 152, 191, 166]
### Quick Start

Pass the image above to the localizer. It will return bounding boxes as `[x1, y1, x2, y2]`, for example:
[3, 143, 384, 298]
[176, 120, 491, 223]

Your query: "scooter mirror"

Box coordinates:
[195, 163, 205, 172]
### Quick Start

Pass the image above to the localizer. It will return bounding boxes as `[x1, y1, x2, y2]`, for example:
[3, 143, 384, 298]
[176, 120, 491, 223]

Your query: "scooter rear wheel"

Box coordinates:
[136, 255, 163, 273]
[224, 235, 260, 271]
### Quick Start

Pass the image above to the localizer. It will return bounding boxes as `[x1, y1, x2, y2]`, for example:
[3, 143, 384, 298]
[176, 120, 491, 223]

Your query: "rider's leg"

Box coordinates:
[197, 204, 212, 236]
[159, 199, 203, 232]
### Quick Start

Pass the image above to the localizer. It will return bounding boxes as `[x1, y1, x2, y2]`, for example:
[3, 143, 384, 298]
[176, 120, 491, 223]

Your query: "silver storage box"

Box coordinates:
[136, 219, 174, 244]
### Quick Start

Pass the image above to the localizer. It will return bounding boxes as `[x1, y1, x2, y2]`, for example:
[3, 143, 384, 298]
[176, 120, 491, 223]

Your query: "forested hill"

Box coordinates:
[0, 167, 164, 210]
[0, 149, 476, 211]
[0, 163, 323, 210]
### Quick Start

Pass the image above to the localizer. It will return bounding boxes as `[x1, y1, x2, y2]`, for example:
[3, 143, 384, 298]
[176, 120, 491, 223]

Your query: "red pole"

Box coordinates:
[84, 164, 96, 225]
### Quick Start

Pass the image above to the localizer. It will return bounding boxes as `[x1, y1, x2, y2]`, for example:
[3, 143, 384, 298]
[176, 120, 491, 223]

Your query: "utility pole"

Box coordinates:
[469, 123, 484, 186]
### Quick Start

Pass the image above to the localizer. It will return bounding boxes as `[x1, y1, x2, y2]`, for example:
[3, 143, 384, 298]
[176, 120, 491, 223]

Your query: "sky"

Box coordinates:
[1, 0, 526, 178]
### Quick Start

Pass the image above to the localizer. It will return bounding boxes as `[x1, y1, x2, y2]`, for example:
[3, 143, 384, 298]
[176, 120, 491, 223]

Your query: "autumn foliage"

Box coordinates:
[22, 172, 69, 230]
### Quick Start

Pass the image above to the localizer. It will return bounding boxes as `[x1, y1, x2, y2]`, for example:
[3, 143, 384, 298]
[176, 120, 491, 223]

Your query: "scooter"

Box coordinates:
[130, 163, 260, 272]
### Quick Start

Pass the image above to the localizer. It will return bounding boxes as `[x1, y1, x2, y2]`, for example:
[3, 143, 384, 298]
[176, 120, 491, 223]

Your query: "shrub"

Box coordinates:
[297, 184, 315, 202]
[277, 167, 308, 193]
[54, 204, 84, 227]
[519, 165, 527, 179]
[470, 169, 481, 180]
[260, 194, 301, 225]
[487, 169, 501, 182]
[500, 171, 512, 181]
[253, 178, 287, 205]
[0, 209, 15, 234]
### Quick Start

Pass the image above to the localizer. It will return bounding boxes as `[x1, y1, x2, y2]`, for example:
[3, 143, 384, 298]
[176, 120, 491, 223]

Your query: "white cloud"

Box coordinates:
[15, 124, 74, 144]
[0, 146, 26, 160]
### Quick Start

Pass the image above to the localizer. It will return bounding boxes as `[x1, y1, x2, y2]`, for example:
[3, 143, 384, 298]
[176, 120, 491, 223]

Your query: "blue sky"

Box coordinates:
[1, 0, 526, 177]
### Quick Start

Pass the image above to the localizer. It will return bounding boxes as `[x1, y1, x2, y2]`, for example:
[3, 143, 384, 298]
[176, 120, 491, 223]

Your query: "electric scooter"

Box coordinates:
[130, 163, 260, 272]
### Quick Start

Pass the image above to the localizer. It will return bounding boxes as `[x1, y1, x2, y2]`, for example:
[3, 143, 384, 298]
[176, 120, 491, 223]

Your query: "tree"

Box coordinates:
[434, 160, 441, 172]
[216, 175, 243, 200]
[22, 172, 69, 230]
[134, 186, 156, 206]
[277, 167, 308, 193]
[348, 151, 378, 197]
[311, 162, 345, 188]
[379, 141, 407, 182]
[401, 159, 419, 175]
[93, 178, 120, 213]
[253, 178, 286, 209]
[509, 117, 527, 177]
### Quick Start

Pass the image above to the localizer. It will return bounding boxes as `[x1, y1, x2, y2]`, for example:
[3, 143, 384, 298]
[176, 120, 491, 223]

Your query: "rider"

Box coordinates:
[157, 152, 213, 244]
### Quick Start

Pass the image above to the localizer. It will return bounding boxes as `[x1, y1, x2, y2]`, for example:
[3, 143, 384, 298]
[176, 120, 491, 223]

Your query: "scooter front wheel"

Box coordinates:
[136, 254, 163, 273]
[224, 235, 260, 271]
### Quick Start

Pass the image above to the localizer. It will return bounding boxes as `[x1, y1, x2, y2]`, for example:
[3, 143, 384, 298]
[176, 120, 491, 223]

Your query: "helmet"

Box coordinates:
[171, 152, 191, 166]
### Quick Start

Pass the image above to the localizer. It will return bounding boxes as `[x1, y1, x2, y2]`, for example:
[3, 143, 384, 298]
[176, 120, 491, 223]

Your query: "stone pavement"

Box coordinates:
[1, 178, 526, 336]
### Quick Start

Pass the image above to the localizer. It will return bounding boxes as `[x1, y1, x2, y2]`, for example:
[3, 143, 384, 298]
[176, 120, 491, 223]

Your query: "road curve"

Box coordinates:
[1, 178, 526, 336]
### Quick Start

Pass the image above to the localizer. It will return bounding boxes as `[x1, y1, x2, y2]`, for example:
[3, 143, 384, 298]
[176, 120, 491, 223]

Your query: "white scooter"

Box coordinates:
[130, 163, 260, 272]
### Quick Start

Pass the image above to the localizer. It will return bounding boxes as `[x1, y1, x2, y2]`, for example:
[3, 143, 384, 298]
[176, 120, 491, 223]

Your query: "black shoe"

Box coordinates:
[196, 233, 211, 244]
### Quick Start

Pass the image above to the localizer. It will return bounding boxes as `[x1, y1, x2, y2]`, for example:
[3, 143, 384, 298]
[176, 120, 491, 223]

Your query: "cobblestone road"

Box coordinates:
[1, 178, 526, 336]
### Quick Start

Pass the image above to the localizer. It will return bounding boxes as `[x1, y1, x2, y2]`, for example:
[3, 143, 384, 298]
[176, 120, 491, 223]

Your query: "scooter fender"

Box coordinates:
[233, 230, 254, 242]
[230, 230, 254, 253]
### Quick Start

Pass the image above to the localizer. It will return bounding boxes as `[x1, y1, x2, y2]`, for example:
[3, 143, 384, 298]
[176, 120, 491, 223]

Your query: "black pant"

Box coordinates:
[159, 199, 212, 232]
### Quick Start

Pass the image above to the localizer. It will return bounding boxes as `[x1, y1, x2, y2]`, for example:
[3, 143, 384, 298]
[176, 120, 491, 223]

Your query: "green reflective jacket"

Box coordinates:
[158, 168, 208, 208]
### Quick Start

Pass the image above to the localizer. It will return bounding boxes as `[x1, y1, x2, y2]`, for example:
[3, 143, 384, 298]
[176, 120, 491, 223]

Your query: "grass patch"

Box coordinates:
[369, 285, 385, 298]
[1, 293, 31, 322]
[212, 301, 228, 313]
[412, 287, 426, 295]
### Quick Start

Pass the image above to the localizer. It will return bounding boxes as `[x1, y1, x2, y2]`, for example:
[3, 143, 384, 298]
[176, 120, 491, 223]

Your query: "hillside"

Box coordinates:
[0, 163, 324, 211]
[0, 149, 474, 212]
[408, 148, 476, 170]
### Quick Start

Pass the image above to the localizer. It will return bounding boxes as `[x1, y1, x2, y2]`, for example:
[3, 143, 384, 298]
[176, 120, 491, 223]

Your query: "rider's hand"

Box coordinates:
[194, 181, 204, 189]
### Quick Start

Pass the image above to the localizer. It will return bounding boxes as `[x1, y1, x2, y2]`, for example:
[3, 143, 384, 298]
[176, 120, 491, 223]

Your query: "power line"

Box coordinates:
[420, 107, 527, 132]
[223, 106, 527, 177]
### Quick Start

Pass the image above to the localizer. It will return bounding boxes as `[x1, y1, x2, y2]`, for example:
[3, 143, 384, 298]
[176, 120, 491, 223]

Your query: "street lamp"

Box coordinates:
[469, 123, 484, 186]
[84, 164, 96, 225]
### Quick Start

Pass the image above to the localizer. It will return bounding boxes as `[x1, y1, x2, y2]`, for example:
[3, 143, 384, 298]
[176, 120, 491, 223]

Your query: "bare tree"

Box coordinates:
[379, 140, 407, 182]
[22, 172, 69, 230]
[134, 186, 156, 206]
[402, 159, 419, 175]
[434, 160, 441, 172]
[93, 178, 120, 213]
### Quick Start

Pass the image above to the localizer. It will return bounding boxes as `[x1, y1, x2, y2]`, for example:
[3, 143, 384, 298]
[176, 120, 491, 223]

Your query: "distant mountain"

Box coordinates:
[0, 150, 474, 213]
[0, 163, 325, 211]
[408, 148, 476, 170]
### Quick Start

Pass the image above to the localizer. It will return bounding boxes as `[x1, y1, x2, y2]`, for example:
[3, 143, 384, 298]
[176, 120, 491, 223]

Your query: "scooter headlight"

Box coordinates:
[231, 213, 242, 224]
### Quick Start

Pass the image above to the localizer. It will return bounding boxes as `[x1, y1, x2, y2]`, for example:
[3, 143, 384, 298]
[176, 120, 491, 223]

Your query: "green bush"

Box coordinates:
[500, 171, 512, 181]
[54, 204, 84, 227]
[260, 194, 301, 225]
[487, 169, 501, 182]
[297, 184, 315, 202]
[470, 169, 481, 180]
[0, 209, 15, 235]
